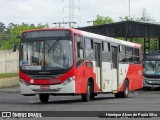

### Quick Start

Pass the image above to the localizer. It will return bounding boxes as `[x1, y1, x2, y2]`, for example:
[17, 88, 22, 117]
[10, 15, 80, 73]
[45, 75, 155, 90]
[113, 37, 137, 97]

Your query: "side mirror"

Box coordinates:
[14, 35, 20, 39]
[13, 35, 20, 52]
[13, 44, 17, 52]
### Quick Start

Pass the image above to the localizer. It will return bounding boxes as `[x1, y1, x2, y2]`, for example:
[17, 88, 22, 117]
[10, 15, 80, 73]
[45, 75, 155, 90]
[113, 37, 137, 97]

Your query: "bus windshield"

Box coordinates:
[144, 61, 160, 75]
[20, 39, 73, 71]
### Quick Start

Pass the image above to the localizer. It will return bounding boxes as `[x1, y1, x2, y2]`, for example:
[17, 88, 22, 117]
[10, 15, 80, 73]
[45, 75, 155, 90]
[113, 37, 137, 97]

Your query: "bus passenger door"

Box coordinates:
[111, 46, 118, 91]
[93, 43, 101, 90]
[101, 42, 113, 92]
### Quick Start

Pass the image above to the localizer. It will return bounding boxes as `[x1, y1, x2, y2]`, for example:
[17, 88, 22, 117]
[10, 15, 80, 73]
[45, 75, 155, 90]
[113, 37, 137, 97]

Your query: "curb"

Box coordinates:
[0, 86, 20, 93]
[0, 76, 19, 89]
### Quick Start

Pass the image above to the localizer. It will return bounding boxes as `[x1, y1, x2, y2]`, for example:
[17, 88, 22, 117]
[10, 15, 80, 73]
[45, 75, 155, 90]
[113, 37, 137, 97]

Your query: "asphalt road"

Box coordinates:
[0, 87, 160, 120]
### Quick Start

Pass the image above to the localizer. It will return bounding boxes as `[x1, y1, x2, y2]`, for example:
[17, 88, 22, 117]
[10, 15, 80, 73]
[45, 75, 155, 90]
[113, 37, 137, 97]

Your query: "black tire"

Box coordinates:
[114, 80, 129, 98]
[90, 81, 95, 100]
[114, 92, 122, 98]
[90, 94, 95, 100]
[81, 82, 91, 102]
[90, 93, 97, 100]
[122, 80, 129, 98]
[39, 94, 49, 103]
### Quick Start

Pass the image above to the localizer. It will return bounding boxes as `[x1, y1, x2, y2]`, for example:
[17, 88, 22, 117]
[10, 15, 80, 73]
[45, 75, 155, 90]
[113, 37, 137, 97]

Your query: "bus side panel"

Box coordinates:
[118, 63, 129, 91]
[75, 61, 99, 94]
[130, 64, 143, 90]
[119, 64, 143, 91]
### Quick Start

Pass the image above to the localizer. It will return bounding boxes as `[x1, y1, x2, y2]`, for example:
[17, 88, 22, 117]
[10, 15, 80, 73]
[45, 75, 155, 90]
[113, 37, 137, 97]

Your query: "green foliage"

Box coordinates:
[0, 22, 6, 32]
[0, 73, 18, 78]
[0, 41, 12, 50]
[119, 9, 153, 22]
[0, 22, 11, 47]
[116, 37, 150, 52]
[93, 15, 113, 25]
[0, 23, 48, 50]
[119, 16, 133, 21]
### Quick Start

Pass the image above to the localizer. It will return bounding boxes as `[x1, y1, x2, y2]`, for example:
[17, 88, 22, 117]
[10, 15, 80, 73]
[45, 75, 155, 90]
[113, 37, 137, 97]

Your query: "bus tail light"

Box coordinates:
[63, 76, 75, 85]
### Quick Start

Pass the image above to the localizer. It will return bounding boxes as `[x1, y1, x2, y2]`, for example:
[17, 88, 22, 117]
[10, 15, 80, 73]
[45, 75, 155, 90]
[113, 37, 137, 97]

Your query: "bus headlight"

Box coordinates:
[20, 79, 29, 86]
[62, 76, 75, 85]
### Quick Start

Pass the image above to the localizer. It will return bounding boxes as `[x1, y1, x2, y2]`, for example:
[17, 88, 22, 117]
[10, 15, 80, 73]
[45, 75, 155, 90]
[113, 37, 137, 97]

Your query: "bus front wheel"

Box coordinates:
[39, 94, 49, 103]
[81, 82, 91, 102]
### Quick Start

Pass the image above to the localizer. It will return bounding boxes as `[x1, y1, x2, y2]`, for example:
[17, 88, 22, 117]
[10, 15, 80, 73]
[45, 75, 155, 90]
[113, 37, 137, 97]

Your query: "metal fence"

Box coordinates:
[0, 50, 19, 73]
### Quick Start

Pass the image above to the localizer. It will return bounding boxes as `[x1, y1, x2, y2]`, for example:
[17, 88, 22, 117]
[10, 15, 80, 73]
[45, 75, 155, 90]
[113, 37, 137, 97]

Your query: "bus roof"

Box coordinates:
[78, 29, 141, 48]
[22, 28, 141, 48]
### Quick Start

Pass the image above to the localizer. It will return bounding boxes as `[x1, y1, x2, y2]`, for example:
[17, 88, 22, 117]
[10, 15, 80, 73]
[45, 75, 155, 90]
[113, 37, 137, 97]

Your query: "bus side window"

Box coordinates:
[119, 45, 127, 63]
[85, 38, 95, 60]
[134, 48, 140, 64]
[75, 35, 84, 67]
[102, 42, 111, 62]
[126, 47, 133, 63]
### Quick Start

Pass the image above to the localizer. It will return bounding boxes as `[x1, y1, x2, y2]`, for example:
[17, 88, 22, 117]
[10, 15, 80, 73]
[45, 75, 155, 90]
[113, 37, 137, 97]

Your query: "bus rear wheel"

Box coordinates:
[114, 80, 129, 98]
[39, 94, 49, 103]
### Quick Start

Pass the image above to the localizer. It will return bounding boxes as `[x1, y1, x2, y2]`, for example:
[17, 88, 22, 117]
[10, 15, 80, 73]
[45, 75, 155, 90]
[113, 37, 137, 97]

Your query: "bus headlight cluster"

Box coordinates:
[148, 81, 153, 84]
[20, 79, 29, 86]
[62, 76, 75, 85]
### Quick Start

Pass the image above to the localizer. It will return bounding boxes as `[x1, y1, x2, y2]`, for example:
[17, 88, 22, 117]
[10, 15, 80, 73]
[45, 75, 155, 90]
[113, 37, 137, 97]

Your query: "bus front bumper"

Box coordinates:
[143, 77, 160, 88]
[20, 79, 75, 95]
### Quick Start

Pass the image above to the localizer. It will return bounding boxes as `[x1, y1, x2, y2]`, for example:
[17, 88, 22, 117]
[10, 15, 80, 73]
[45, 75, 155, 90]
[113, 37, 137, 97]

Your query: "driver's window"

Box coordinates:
[75, 35, 84, 67]
[75, 35, 84, 58]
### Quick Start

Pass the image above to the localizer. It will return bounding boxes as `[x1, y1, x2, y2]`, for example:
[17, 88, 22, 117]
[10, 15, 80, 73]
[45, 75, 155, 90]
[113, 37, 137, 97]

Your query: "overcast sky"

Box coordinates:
[0, 0, 160, 27]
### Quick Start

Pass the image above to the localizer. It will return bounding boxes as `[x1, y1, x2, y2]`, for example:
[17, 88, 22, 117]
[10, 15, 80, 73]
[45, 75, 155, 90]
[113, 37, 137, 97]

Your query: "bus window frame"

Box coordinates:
[102, 41, 111, 62]
[119, 45, 127, 63]
[74, 34, 85, 68]
[84, 37, 95, 60]
[133, 48, 140, 64]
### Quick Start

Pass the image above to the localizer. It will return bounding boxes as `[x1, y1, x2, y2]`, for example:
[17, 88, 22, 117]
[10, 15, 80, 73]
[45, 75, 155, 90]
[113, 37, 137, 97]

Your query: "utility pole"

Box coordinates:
[53, 22, 67, 27]
[65, 22, 77, 27]
[53, 22, 77, 28]
[87, 20, 95, 25]
[129, 0, 131, 19]
[63, 0, 80, 28]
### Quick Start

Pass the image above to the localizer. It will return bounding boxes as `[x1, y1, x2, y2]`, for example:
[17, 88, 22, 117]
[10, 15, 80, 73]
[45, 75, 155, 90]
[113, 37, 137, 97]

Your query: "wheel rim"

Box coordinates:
[125, 85, 129, 95]
[87, 84, 91, 96]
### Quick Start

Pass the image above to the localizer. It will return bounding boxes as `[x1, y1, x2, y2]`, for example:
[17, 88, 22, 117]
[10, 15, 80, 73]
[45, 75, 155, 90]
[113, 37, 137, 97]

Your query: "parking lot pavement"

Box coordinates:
[0, 86, 20, 93]
[0, 87, 160, 120]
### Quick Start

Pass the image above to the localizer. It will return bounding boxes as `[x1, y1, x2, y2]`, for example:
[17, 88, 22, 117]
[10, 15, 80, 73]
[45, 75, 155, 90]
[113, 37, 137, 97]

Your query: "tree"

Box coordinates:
[136, 9, 154, 22]
[0, 23, 48, 50]
[119, 16, 133, 21]
[93, 15, 113, 26]
[0, 22, 6, 32]
[119, 9, 154, 22]
[0, 22, 11, 47]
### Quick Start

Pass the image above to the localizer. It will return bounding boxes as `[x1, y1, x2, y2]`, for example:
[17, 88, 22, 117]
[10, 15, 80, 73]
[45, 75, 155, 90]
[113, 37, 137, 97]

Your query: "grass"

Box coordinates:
[0, 73, 18, 78]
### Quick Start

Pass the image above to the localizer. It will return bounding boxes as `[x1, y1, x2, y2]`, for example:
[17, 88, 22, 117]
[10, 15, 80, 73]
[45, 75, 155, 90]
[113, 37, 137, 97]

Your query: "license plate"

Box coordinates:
[40, 85, 50, 90]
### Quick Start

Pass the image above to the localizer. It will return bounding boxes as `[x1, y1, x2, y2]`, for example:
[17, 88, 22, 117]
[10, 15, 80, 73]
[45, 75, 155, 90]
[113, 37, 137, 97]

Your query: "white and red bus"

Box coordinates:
[19, 28, 143, 102]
